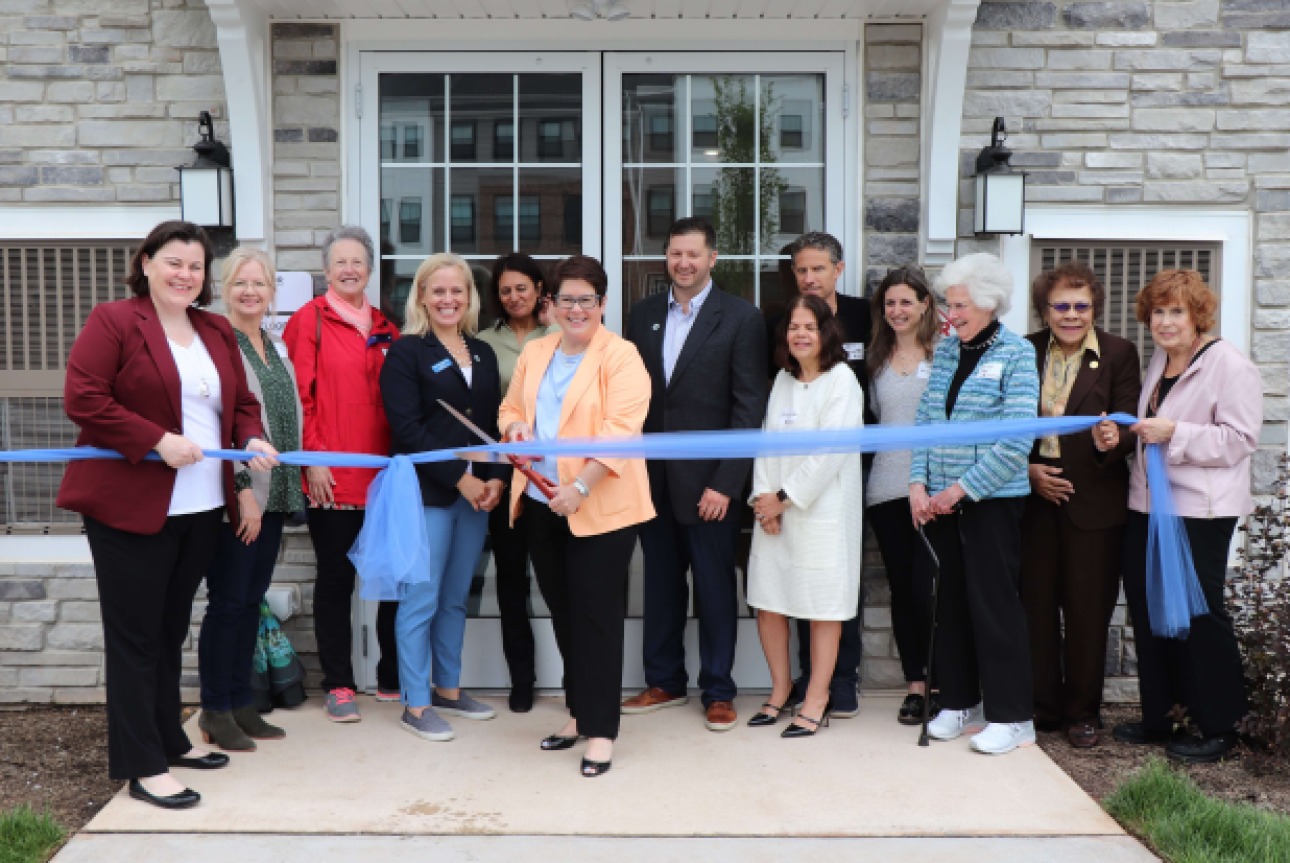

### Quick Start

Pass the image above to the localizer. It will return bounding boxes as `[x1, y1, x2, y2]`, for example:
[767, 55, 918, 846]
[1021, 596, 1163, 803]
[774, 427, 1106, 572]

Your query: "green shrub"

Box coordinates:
[0, 804, 63, 863]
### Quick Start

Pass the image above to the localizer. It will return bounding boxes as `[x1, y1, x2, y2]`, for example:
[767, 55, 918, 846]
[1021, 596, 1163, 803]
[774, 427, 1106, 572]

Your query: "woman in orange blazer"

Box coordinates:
[498, 255, 653, 778]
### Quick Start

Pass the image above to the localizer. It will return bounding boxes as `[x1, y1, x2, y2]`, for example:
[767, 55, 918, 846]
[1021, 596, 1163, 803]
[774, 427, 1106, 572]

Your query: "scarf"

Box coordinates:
[325, 286, 373, 339]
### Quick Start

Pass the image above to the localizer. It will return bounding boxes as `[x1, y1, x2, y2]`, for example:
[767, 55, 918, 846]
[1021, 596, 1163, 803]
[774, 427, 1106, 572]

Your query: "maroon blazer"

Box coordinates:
[57, 295, 264, 535]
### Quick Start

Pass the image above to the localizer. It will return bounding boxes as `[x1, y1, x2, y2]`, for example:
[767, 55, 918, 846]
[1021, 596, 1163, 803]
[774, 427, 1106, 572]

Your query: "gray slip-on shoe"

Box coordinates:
[401, 707, 454, 742]
[432, 690, 497, 720]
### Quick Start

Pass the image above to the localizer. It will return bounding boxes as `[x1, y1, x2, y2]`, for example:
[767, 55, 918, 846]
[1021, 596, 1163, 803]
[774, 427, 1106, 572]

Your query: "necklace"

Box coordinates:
[443, 333, 472, 366]
[960, 326, 1000, 353]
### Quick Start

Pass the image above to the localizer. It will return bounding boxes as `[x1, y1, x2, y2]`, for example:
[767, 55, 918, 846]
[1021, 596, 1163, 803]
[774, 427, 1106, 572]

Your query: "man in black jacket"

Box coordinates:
[622, 217, 768, 732]
[763, 232, 872, 718]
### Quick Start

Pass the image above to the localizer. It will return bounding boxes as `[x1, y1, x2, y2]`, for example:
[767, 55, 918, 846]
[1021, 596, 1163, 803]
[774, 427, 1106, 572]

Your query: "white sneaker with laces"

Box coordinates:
[926, 703, 986, 740]
[970, 721, 1037, 755]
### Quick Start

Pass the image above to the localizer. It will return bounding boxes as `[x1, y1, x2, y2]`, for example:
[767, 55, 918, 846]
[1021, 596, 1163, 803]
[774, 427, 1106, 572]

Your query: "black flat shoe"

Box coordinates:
[509, 684, 535, 714]
[1167, 732, 1239, 764]
[747, 701, 790, 727]
[129, 778, 200, 810]
[540, 734, 584, 751]
[166, 751, 230, 770]
[581, 757, 611, 777]
[1112, 721, 1183, 746]
[897, 694, 927, 726]
[782, 709, 831, 739]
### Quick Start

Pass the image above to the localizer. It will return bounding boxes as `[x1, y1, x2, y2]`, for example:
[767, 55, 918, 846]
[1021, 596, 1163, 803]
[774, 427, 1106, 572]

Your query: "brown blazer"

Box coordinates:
[1025, 326, 1141, 531]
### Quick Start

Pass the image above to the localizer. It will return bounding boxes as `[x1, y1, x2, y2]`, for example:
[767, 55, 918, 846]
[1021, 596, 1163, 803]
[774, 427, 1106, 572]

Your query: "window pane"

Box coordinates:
[763, 167, 824, 254]
[450, 120, 476, 161]
[449, 73, 512, 164]
[520, 74, 581, 163]
[399, 199, 422, 245]
[622, 167, 682, 256]
[380, 167, 443, 255]
[693, 166, 755, 255]
[379, 73, 444, 163]
[710, 258, 755, 305]
[622, 258, 671, 311]
[762, 75, 824, 164]
[623, 74, 687, 164]
[691, 74, 756, 164]
[380, 258, 421, 330]
[519, 167, 581, 255]
[450, 167, 512, 255]
[494, 120, 514, 161]
[450, 195, 475, 246]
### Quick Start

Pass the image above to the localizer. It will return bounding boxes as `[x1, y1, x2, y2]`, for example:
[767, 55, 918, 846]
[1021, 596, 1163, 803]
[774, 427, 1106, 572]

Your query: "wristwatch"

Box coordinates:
[573, 477, 591, 497]
[776, 489, 790, 504]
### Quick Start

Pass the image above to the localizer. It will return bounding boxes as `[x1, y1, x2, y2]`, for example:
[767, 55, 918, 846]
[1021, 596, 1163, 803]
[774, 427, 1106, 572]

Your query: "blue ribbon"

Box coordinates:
[1, 412, 1203, 638]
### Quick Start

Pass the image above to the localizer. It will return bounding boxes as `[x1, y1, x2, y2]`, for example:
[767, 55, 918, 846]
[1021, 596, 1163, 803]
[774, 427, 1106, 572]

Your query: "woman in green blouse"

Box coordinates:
[476, 254, 551, 713]
[197, 248, 306, 750]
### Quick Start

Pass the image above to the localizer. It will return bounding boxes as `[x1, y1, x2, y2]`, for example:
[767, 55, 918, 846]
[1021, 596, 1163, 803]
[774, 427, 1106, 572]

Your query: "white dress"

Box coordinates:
[747, 363, 865, 621]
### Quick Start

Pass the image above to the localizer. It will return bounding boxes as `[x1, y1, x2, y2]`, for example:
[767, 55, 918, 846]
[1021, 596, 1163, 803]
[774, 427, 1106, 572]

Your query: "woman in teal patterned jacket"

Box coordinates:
[909, 252, 1040, 757]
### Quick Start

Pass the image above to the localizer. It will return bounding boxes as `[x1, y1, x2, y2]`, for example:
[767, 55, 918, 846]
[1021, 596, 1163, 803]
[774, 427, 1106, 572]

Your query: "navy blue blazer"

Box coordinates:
[379, 330, 507, 507]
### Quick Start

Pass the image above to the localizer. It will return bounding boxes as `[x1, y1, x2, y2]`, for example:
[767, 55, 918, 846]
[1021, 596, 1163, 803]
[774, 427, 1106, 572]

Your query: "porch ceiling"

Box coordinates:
[251, 0, 940, 21]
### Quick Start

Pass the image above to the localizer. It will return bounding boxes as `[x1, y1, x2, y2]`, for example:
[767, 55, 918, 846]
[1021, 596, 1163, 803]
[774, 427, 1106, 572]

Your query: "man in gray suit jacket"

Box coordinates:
[622, 218, 769, 732]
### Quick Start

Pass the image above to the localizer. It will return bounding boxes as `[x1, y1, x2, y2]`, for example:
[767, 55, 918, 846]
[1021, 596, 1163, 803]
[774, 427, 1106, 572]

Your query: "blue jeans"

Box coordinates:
[396, 498, 489, 707]
[199, 512, 287, 712]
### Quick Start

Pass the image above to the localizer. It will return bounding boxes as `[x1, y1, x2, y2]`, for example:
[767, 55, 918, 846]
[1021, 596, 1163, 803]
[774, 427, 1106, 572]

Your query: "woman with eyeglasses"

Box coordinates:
[1019, 262, 1141, 749]
[498, 255, 653, 777]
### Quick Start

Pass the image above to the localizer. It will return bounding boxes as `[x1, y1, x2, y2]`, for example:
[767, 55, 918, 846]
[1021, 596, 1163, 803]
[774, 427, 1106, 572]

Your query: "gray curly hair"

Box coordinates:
[933, 252, 1014, 317]
[320, 224, 376, 270]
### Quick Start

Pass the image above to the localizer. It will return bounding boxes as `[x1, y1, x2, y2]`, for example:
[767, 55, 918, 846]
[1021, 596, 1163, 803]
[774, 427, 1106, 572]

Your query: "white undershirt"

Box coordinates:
[461, 363, 473, 474]
[167, 332, 224, 515]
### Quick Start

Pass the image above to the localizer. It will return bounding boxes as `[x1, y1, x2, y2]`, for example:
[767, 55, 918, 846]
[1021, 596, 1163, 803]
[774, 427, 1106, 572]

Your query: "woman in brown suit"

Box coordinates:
[1021, 261, 1141, 749]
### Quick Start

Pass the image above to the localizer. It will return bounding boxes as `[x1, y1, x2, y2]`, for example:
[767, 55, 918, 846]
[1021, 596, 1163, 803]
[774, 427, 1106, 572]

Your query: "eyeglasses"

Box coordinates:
[554, 295, 602, 310]
[1048, 302, 1093, 313]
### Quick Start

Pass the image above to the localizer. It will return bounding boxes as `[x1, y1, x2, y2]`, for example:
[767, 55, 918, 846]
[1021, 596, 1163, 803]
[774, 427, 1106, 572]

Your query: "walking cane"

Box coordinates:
[916, 524, 941, 747]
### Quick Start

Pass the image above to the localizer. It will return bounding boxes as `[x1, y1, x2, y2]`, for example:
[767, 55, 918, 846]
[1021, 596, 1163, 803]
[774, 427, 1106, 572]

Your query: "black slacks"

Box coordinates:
[1122, 510, 1247, 737]
[85, 509, 222, 780]
[306, 508, 399, 693]
[489, 483, 536, 688]
[525, 498, 638, 740]
[919, 496, 1032, 722]
[1020, 493, 1123, 727]
[867, 497, 931, 683]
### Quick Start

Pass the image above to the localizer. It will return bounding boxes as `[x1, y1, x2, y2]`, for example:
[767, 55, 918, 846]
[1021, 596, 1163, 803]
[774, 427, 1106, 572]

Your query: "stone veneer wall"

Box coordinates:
[0, 0, 226, 205]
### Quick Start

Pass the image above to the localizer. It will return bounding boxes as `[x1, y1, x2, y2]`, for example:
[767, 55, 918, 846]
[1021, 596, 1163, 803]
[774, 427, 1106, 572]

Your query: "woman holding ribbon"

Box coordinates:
[1020, 262, 1140, 749]
[1097, 269, 1260, 764]
[476, 253, 551, 713]
[197, 248, 305, 752]
[864, 265, 940, 725]
[910, 252, 1040, 756]
[282, 225, 401, 723]
[379, 253, 507, 742]
[58, 220, 278, 809]
[498, 255, 653, 777]
[747, 294, 864, 738]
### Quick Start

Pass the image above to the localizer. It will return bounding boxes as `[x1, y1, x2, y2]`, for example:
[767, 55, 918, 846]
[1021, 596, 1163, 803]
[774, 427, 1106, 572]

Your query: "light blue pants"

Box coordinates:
[396, 497, 489, 707]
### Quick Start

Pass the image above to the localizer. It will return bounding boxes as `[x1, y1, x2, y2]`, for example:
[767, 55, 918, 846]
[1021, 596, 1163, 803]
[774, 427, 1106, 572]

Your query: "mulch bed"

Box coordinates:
[1037, 704, 1290, 816]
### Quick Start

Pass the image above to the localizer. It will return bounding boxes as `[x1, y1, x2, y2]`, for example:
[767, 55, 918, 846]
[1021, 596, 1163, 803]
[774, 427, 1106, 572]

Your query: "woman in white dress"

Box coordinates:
[747, 294, 865, 738]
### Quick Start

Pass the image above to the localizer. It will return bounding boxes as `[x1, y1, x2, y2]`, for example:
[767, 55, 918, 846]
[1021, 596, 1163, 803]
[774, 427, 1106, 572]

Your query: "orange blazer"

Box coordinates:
[498, 326, 655, 537]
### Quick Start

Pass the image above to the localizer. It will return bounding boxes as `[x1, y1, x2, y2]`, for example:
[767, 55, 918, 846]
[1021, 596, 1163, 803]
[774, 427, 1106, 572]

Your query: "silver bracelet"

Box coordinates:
[573, 477, 590, 497]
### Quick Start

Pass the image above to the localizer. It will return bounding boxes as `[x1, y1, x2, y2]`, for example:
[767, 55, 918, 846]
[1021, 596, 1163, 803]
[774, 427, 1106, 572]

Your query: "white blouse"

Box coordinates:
[167, 332, 224, 516]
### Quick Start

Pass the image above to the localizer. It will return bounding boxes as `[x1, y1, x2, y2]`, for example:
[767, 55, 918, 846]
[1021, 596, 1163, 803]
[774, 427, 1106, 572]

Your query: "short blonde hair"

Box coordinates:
[403, 253, 481, 337]
[220, 247, 277, 317]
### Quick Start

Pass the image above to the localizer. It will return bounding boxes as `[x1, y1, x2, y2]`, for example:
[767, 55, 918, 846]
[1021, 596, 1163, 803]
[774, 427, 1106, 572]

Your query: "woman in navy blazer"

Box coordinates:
[379, 253, 508, 742]
[57, 221, 276, 810]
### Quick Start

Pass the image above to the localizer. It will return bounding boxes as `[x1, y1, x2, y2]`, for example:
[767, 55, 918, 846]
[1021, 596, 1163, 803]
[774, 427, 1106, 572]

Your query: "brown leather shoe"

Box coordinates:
[621, 687, 689, 715]
[1068, 722, 1098, 749]
[705, 700, 737, 732]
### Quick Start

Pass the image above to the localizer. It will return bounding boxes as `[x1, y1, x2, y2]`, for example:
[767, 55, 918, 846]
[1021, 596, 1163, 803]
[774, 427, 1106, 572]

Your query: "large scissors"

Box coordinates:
[437, 399, 557, 501]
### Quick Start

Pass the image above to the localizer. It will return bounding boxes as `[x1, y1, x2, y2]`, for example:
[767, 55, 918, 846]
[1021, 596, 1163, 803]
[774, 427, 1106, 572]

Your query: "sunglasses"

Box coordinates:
[1048, 302, 1093, 313]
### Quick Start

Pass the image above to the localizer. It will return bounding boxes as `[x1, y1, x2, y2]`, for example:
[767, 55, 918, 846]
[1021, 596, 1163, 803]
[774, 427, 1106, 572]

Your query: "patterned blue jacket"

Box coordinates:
[910, 323, 1039, 500]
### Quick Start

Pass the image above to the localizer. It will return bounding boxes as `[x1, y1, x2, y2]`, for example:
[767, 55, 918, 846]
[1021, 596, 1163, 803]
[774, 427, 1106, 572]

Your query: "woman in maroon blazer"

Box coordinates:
[58, 221, 277, 810]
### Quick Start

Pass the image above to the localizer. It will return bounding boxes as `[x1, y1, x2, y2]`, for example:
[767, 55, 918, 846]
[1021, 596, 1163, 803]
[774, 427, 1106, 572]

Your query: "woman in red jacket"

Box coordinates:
[282, 225, 401, 722]
[58, 220, 277, 810]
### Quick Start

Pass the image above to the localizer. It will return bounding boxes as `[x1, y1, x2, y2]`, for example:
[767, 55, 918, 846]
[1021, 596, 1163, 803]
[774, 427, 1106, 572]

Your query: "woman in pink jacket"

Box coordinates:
[1096, 270, 1261, 765]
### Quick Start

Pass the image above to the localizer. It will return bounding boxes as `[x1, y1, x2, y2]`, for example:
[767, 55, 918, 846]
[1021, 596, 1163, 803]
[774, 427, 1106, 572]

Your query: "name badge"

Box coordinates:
[780, 410, 798, 426]
[916, 361, 932, 379]
[843, 342, 865, 361]
[432, 358, 452, 373]
[977, 361, 1004, 381]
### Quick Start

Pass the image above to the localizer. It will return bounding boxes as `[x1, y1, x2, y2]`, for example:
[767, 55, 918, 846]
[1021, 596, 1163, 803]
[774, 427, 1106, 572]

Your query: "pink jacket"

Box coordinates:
[1128, 338, 1263, 518]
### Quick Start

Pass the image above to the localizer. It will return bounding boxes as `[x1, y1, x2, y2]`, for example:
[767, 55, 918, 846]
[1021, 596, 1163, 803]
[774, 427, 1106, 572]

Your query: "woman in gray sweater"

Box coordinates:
[864, 265, 940, 725]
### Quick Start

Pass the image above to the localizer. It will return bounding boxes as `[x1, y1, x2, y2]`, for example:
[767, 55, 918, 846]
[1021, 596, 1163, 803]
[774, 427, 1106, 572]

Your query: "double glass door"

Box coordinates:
[357, 50, 845, 689]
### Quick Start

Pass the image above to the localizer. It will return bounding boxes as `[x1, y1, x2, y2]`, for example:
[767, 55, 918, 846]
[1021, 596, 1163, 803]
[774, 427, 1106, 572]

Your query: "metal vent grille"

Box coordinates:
[1029, 240, 1221, 372]
[0, 242, 137, 532]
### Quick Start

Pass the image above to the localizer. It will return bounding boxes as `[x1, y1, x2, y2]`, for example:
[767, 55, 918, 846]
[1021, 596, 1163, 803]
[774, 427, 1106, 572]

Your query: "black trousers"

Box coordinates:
[918, 497, 1032, 723]
[85, 509, 222, 780]
[525, 498, 638, 740]
[867, 498, 931, 683]
[306, 508, 399, 693]
[489, 483, 536, 688]
[1122, 511, 1247, 737]
[1020, 492, 1123, 727]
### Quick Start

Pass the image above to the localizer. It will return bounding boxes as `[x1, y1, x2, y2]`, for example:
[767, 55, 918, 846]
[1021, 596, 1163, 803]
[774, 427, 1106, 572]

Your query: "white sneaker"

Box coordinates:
[970, 721, 1037, 755]
[926, 703, 986, 741]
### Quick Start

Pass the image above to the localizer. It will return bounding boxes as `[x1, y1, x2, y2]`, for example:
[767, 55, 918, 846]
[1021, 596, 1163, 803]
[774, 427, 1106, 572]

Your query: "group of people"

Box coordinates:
[57, 214, 1262, 808]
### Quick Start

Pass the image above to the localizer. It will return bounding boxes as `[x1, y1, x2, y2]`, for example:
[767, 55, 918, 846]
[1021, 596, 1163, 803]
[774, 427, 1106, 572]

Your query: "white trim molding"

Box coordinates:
[921, 0, 979, 266]
[208, 0, 273, 250]
[0, 206, 181, 239]
[998, 206, 1252, 355]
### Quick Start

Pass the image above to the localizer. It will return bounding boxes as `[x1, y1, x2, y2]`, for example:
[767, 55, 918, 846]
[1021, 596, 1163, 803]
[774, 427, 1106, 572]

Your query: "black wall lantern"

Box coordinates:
[178, 111, 235, 228]
[973, 117, 1027, 236]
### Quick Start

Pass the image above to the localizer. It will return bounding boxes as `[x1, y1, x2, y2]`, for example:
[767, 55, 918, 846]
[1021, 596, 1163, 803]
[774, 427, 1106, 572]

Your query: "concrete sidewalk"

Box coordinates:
[58, 694, 1156, 860]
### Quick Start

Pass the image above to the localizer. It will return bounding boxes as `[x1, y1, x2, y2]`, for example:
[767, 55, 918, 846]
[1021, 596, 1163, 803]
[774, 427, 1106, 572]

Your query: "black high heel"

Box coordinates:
[747, 701, 789, 727]
[540, 734, 585, 751]
[581, 757, 612, 777]
[782, 708, 832, 739]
